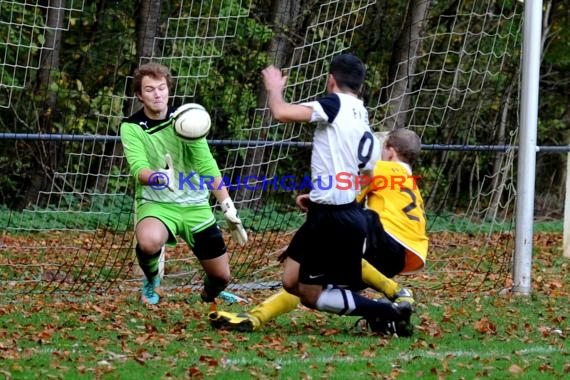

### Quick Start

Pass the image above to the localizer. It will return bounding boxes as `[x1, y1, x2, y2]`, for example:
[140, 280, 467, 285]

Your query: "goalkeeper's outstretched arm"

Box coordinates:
[211, 178, 248, 246]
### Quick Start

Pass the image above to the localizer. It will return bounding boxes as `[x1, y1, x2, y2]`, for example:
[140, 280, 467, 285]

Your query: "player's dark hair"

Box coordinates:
[133, 62, 174, 95]
[385, 128, 422, 165]
[329, 53, 366, 93]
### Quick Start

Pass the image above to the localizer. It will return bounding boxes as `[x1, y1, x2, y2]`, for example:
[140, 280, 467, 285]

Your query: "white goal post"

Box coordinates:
[512, 0, 543, 295]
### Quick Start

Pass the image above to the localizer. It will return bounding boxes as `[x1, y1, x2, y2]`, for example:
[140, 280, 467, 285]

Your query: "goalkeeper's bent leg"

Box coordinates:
[136, 244, 162, 281]
[201, 275, 229, 303]
[248, 288, 300, 327]
[361, 259, 400, 299]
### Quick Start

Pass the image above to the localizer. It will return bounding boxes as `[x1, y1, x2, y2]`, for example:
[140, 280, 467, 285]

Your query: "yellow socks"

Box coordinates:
[249, 288, 300, 326]
[361, 259, 400, 299]
[247, 261, 403, 328]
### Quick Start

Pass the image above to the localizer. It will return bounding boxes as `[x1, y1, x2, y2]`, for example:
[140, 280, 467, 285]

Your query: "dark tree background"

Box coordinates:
[0, 0, 567, 218]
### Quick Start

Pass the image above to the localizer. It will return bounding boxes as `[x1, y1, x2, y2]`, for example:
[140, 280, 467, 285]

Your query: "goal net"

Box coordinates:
[0, 0, 523, 297]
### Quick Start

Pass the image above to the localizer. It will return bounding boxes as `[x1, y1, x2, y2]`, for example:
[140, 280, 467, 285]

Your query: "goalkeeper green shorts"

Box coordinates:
[137, 201, 217, 248]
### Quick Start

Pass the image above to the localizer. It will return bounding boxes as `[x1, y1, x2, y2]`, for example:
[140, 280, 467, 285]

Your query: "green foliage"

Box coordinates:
[236, 202, 306, 232]
[0, 191, 309, 234]
[0, 0, 568, 216]
[164, 0, 273, 140]
[0, 1, 136, 207]
[0, 194, 134, 232]
[544, 1, 570, 67]
[428, 212, 562, 234]
[0, 1, 44, 88]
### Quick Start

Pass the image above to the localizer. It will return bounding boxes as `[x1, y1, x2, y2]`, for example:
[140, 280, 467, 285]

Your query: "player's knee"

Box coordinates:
[297, 284, 321, 309]
[136, 218, 168, 253]
[137, 240, 163, 255]
[282, 279, 297, 295]
[282, 267, 300, 295]
[193, 225, 227, 260]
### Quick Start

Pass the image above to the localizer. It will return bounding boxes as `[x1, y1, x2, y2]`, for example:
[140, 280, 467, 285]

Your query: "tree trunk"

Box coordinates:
[384, 0, 431, 130]
[233, 0, 302, 206]
[486, 80, 514, 220]
[89, 0, 162, 195]
[37, 0, 64, 111]
[137, 0, 163, 61]
[20, 0, 66, 208]
[85, 0, 140, 194]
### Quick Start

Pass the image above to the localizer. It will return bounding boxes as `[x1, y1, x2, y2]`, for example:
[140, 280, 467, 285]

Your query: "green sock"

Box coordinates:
[136, 245, 161, 281]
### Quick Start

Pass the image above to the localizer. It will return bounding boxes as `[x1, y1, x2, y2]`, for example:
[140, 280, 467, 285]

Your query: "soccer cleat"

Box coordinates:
[356, 317, 399, 336]
[359, 298, 414, 337]
[218, 291, 250, 304]
[392, 288, 415, 307]
[358, 298, 398, 335]
[209, 311, 261, 332]
[141, 277, 160, 305]
[393, 301, 414, 337]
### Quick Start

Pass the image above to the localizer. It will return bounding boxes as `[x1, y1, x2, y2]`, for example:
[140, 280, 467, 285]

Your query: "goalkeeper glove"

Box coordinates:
[220, 198, 248, 245]
[159, 153, 176, 192]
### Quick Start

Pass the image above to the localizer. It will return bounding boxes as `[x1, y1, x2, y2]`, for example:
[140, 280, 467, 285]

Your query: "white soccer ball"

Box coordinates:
[173, 103, 211, 140]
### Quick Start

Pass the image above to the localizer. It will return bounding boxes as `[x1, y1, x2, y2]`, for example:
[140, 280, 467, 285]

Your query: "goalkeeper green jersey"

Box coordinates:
[120, 107, 221, 207]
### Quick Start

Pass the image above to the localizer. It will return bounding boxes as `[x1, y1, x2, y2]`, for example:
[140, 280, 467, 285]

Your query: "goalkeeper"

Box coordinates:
[120, 62, 247, 305]
[210, 128, 427, 335]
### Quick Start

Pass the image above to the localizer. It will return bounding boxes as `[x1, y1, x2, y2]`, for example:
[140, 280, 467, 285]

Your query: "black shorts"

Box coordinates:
[192, 224, 227, 260]
[363, 209, 405, 278]
[284, 201, 367, 288]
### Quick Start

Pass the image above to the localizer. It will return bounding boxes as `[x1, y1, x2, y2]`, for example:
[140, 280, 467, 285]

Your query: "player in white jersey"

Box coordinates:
[305, 91, 376, 205]
[211, 53, 411, 326]
[120, 62, 246, 305]
[210, 129, 426, 336]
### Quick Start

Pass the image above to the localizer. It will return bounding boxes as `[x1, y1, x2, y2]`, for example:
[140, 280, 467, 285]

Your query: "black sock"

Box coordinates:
[315, 285, 399, 319]
[135, 244, 161, 281]
[201, 276, 228, 302]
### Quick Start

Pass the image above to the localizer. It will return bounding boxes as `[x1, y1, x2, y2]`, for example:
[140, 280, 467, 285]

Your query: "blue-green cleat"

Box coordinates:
[141, 277, 160, 305]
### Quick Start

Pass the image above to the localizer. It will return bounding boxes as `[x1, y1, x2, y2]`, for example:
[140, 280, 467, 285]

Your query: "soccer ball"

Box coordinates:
[173, 103, 211, 140]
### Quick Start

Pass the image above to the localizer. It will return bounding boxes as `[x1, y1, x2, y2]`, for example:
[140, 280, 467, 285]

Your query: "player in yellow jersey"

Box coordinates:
[359, 128, 427, 279]
[209, 128, 428, 336]
[355, 128, 427, 334]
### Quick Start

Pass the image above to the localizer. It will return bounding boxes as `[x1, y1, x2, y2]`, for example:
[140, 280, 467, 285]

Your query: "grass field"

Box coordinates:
[0, 289, 568, 379]
[0, 230, 568, 379]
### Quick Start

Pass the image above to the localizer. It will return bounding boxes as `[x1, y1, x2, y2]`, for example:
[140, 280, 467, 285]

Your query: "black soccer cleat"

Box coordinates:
[358, 298, 415, 337]
[393, 301, 414, 337]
